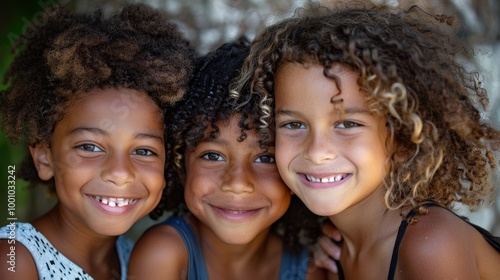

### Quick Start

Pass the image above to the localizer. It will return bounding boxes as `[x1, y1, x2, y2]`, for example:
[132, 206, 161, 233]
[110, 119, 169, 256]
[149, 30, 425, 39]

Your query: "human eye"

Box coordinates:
[282, 121, 306, 130]
[201, 152, 224, 161]
[336, 121, 360, 129]
[76, 143, 103, 152]
[132, 148, 157, 156]
[255, 154, 276, 163]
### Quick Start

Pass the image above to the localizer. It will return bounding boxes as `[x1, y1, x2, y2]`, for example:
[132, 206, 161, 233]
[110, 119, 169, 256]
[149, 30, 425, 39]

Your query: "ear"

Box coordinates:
[29, 144, 54, 181]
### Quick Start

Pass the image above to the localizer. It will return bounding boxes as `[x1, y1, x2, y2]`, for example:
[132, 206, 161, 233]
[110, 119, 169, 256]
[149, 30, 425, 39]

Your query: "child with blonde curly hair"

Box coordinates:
[233, 3, 500, 279]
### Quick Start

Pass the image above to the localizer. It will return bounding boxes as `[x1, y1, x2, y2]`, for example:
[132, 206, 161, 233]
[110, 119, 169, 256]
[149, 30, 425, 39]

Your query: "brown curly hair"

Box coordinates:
[233, 3, 500, 215]
[0, 3, 194, 190]
[150, 38, 322, 252]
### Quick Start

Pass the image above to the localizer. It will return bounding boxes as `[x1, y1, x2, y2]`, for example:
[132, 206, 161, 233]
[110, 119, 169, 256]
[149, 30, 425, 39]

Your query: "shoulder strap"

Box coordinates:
[470, 223, 500, 251]
[387, 207, 418, 280]
[336, 259, 345, 280]
[164, 216, 210, 280]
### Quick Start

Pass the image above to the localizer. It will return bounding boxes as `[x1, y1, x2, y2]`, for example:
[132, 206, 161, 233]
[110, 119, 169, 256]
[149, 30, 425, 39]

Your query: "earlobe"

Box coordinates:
[29, 144, 54, 180]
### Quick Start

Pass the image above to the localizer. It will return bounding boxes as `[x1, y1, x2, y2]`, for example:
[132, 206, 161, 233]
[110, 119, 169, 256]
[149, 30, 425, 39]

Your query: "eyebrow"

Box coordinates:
[70, 127, 107, 136]
[197, 134, 269, 149]
[274, 109, 296, 118]
[69, 127, 164, 142]
[342, 106, 372, 115]
[275, 105, 372, 117]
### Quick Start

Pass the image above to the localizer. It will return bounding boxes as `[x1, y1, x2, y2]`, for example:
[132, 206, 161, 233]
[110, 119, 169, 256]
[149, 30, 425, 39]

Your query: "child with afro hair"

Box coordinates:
[0, 3, 193, 279]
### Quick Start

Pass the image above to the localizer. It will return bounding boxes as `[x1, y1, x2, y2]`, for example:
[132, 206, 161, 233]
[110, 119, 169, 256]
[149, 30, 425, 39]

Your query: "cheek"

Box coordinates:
[257, 170, 291, 200]
[53, 160, 95, 187]
[183, 175, 207, 208]
[275, 141, 295, 176]
[352, 139, 389, 174]
[256, 176, 291, 207]
[139, 162, 166, 190]
[148, 177, 165, 198]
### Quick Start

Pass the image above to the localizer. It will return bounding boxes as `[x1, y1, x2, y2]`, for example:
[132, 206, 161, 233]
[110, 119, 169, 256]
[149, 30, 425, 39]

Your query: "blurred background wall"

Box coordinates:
[1, 0, 498, 241]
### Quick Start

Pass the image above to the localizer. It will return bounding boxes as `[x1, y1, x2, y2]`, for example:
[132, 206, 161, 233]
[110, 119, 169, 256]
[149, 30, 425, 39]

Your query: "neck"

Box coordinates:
[32, 204, 119, 276]
[328, 189, 402, 258]
[189, 216, 282, 279]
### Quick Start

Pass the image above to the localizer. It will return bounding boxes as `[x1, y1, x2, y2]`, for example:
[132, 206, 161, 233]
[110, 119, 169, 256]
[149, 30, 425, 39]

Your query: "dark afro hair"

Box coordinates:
[0, 3, 194, 190]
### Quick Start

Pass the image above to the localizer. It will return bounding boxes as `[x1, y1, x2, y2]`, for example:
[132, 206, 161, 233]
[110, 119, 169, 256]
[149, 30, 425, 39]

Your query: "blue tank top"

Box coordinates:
[164, 215, 310, 280]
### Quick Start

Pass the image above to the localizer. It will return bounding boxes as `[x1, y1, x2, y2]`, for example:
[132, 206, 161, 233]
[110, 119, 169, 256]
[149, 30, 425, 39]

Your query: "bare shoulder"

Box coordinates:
[128, 223, 188, 280]
[396, 206, 500, 280]
[0, 238, 38, 279]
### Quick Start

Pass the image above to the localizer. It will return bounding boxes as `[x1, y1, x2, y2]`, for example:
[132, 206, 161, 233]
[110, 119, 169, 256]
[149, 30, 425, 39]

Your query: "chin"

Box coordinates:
[218, 232, 256, 245]
[92, 222, 133, 237]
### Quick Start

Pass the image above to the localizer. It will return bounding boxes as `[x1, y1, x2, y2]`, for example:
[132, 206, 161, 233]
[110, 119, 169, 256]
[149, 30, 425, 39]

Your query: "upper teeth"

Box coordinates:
[306, 174, 345, 183]
[228, 210, 245, 214]
[92, 196, 135, 207]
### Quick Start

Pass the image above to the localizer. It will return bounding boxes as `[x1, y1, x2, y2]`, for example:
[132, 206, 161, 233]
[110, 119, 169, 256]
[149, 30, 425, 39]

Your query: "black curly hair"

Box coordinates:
[150, 38, 322, 252]
[0, 3, 194, 190]
[233, 3, 500, 215]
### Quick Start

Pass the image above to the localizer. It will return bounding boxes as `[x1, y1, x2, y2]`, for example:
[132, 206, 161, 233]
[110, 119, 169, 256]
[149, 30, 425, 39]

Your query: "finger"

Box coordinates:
[321, 221, 342, 242]
[319, 235, 341, 260]
[312, 244, 339, 273]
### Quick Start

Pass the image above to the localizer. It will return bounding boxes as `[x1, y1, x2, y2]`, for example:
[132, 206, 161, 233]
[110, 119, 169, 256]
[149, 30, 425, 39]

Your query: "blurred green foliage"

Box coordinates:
[0, 0, 52, 227]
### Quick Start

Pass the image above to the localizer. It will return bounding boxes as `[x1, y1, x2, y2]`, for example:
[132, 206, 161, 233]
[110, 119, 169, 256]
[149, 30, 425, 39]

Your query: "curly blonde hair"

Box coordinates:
[233, 3, 500, 214]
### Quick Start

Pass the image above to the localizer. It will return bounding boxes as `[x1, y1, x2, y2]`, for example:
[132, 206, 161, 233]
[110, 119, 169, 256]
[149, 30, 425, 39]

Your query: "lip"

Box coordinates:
[86, 194, 139, 215]
[299, 173, 351, 189]
[209, 205, 262, 221]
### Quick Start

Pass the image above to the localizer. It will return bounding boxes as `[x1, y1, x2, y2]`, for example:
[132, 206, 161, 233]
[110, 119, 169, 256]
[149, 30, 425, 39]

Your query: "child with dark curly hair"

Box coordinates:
[128, 39, 326, 280]
[233, 3, 500, 280]
[0, 4, 193, 279]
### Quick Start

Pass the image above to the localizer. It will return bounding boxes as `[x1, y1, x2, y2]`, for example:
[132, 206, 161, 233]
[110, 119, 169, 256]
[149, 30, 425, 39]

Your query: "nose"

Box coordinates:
[304, 130, 337, 164]
[101, 152, 135, 186]
[220, 161, 254, 194]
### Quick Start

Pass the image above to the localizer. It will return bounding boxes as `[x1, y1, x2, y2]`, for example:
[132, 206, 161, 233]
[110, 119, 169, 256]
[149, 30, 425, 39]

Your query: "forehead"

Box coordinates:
[60, 87, 163, 129]
[66, 87, 157, 113]
[71, 87, 155, 108]
[275, 62, 362, 103]
[204, 114, 267, 145]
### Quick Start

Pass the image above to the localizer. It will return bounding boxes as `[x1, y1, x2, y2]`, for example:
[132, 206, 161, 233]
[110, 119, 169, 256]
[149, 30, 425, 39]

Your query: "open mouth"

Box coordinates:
[305, 174, 348, 183]
[91, 196, 136, 207]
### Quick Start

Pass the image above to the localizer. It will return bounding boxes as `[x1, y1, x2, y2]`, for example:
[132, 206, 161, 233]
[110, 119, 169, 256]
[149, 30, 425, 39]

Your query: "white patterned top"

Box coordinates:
[0, 222, 133, 280]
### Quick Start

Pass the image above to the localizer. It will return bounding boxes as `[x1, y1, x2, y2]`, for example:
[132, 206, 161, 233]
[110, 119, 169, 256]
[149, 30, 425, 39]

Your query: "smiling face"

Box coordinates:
[32, 88, 166, 236]
[183, 114, 291, 245]
[274, 62, 389, 217]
